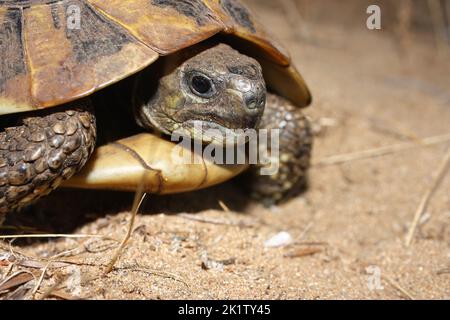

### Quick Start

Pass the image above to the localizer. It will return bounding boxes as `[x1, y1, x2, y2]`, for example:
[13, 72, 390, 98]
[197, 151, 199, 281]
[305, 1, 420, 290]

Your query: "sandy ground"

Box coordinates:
[1, 1, 449, 299]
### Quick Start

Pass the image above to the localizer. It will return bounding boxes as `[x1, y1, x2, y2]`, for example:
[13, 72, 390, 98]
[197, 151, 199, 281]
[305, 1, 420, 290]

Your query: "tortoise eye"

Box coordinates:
[189, 74, 215, 97]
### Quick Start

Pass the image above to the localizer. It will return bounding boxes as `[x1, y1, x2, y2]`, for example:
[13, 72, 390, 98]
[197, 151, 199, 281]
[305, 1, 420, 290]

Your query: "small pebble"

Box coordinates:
[264, 231, 293, 248]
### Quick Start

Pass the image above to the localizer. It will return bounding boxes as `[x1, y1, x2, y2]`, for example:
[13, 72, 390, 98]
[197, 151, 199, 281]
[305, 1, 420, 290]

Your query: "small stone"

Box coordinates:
[264, 231, 293, 248]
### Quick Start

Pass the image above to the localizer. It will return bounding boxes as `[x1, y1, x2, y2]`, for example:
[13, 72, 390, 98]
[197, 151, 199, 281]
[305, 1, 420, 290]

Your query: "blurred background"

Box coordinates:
[251, 0, 450, 52]
[243, 0, 450, 138]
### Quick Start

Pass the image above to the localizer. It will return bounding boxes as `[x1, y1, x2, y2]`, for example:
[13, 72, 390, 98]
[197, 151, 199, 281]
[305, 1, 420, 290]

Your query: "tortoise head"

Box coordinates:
[134, 44, 266, 144]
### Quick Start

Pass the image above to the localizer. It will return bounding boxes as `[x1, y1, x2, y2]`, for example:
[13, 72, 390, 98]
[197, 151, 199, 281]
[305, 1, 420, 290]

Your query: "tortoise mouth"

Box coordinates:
[173, 119, 253, 146]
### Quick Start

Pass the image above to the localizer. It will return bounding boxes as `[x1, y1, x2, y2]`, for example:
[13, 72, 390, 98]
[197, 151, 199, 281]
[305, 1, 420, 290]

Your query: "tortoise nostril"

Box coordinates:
[245, 96, 258, 109]
[259, 94, 266, 107]
[245, 92, 265, 110]
[230, 77, 266, 111]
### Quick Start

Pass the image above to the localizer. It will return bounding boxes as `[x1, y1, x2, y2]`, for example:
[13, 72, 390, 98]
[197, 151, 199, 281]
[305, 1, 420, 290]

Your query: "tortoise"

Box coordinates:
[0, 0, 313, 224]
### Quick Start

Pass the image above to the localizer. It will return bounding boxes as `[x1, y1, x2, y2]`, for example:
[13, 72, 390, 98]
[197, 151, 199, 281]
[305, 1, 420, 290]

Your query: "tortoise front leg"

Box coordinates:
[248, 93, 313, 206]
[0, 99, 96, 221]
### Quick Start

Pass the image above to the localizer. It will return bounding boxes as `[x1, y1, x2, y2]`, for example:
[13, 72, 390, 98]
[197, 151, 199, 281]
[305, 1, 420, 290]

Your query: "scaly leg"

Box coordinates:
[249, 93, 313, 206]
[0, 99, 96, 220]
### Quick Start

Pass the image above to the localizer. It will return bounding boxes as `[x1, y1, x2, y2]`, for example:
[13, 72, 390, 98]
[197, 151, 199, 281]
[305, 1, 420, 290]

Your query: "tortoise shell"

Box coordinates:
[0, 0, 311, 195]
[0, 0, 310, 115]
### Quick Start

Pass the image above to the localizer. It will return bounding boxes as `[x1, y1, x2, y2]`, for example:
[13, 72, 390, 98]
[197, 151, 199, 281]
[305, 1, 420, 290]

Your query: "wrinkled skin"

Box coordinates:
[134, 44, 266, 144]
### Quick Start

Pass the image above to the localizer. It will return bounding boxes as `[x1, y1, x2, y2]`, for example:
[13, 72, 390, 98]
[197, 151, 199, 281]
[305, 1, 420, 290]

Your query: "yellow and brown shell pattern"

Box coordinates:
[0, 0, 310, 116]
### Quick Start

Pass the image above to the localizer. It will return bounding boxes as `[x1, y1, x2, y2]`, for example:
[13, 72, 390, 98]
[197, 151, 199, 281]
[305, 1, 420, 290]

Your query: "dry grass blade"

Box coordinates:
[405, 146, 450, 246]
[105, 177, 147, 274]
[218, 200, 230, 212]
[284, 247, 323, 258]
[31, 249, 76, 298]
[178, 213, 257, 228]
[32, 261, 51, 296]
[121, 265, 189, 288]
[36, 279, 63, 300]
[47, 289, 81, 300]
[436, 268, 450, 275]
[0, 271, 35, 292]
[0, 241, 32, 259]
[313, 133, 450, 166]
[383, 275, 415, 300]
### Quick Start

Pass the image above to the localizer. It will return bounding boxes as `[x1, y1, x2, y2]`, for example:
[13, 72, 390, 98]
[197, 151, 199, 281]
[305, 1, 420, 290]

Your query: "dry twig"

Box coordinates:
[178, 213, 257, 228]
[284, 247, 323, 258]
[105, 179, 147, 274]
[383, 275, 415, 300]
[218, 200, 230, 212]
[405, 146, 450, 246]
[313, 133, 450, 166]
[31, 248, 79, 297]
